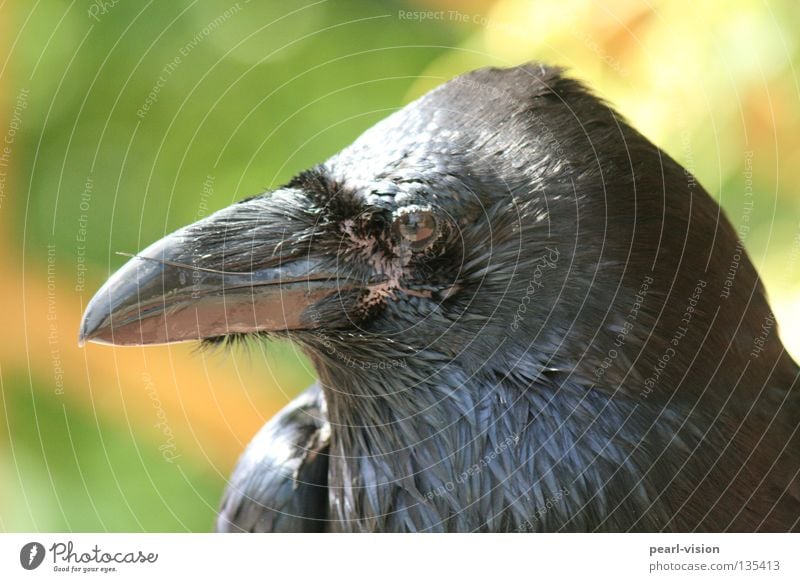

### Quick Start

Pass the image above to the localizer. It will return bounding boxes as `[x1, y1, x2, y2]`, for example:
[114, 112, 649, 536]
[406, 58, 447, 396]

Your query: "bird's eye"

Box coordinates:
[395, 208, 438, 250]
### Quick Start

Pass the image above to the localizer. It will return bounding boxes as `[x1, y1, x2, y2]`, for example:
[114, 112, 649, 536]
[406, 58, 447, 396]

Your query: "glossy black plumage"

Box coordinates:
[216, 384, 329, 532]
[82, 63, 800, 532]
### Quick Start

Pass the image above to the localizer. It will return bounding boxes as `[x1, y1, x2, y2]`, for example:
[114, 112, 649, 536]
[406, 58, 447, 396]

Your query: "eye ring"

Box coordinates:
[394, 206, 439, 251]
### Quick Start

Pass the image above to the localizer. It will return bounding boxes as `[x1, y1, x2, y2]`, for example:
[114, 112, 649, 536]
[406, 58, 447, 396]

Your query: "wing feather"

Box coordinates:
[215, 383, 330, 532]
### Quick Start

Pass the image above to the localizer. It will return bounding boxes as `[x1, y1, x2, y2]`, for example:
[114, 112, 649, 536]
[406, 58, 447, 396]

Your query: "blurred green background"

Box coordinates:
[1, 0, 798, 531]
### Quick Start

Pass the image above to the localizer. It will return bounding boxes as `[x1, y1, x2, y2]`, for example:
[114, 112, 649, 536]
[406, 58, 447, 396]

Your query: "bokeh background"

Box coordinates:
[1, 0, 798, 531]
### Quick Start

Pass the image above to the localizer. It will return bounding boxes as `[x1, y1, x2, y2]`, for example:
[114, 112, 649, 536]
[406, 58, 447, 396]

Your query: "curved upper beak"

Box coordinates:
[79, 191, 352, 346]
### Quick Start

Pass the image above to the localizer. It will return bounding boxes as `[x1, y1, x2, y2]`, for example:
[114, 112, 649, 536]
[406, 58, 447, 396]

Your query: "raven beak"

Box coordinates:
[79, 192, 351, 346]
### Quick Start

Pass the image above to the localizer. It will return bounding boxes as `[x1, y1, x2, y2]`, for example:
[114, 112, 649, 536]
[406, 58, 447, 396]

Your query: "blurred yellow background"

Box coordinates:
[1, 0, 798, 531]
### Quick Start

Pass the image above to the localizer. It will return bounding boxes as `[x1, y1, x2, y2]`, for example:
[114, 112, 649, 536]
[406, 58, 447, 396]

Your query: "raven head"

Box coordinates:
[80, 62, 786, 424]
[80, 66, 578, 373]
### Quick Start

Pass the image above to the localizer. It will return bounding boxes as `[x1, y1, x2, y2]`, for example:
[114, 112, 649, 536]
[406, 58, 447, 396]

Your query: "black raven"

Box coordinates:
[80, 64, 800, 532]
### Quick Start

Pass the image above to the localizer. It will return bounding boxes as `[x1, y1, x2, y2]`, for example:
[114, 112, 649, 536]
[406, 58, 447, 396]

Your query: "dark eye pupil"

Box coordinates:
[398, 212, 436, 246]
